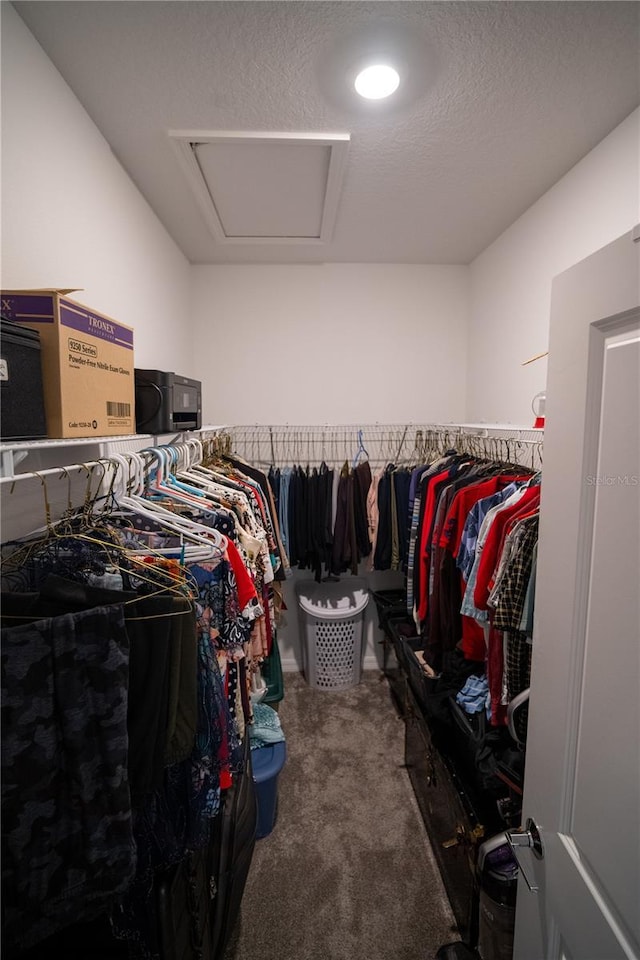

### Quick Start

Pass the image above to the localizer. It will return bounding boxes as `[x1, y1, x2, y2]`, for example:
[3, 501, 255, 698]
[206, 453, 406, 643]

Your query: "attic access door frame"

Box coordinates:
[169, 130, 350, 245]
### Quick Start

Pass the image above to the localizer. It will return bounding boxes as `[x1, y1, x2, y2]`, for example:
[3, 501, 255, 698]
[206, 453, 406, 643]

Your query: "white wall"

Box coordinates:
[467, 108, 640, 425]
[191, 261, 469, 670]
[191, 261, 468, 670]
[191, 263, 469, 425]
[0, 4, 191, 372]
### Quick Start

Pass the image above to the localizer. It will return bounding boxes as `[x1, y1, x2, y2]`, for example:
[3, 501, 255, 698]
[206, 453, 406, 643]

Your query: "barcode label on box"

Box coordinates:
[107, 401, 131, 417]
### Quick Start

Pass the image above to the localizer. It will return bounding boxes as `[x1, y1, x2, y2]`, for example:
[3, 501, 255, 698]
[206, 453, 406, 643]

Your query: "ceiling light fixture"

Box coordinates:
[354, 64, 400, 100]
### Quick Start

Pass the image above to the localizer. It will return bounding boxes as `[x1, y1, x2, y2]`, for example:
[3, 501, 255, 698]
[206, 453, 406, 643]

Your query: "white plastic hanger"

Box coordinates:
[107, 452, 226, 561]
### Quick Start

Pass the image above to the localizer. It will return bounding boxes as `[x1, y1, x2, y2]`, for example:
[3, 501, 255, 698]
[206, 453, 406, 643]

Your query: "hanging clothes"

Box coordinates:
[403, 446, 540, 728]
[263, 455, 370, 582]
[0, 440, 292, 959]
[353, 460, 373, 560]
[1, 602, 135, 957]
[331, 461, 358, 575]
[373, 464, 395, 570]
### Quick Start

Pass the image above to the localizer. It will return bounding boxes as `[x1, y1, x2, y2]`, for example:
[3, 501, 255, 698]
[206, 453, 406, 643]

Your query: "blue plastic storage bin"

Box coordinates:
[251, 740, 287, 839]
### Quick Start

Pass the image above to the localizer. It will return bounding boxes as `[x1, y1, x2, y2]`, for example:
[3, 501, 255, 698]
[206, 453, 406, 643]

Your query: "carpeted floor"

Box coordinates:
[224, 670, 459, 960]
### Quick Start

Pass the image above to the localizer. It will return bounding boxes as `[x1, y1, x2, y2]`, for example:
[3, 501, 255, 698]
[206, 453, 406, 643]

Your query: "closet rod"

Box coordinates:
[0, 437, 211, 487]
[0, 458, 109, 487]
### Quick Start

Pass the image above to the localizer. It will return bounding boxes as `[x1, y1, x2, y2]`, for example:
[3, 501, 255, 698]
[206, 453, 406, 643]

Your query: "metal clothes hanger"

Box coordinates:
[1, 460, 198, 597]
[4, 460, 108, 547]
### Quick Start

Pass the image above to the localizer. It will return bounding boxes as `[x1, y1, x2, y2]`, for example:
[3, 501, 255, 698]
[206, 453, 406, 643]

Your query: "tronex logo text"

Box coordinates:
[88, 317, 116, 335]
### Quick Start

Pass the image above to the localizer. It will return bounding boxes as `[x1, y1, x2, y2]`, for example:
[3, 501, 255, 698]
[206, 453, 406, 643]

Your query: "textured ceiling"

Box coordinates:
[12, 1, 640, 265]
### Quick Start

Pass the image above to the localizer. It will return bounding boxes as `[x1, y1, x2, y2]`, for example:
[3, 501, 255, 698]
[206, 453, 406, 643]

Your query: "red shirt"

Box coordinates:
[439, 476, 530, 661]
[225, 539, 259, 613]
[473, 487, 540, 610]
[439, 477, 503, 556]
[440, 475, 532, 558]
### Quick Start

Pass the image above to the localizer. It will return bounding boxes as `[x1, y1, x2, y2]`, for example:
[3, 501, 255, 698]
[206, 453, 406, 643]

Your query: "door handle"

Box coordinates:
[506, 817, 544, 893]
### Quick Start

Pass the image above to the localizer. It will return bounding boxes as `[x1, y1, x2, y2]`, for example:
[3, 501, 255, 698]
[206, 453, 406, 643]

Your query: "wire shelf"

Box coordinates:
[228, 422, 543, 470]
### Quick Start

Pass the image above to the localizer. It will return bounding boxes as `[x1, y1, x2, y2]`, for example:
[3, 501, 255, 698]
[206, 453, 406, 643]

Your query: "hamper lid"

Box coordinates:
[296, 578, 369, 619]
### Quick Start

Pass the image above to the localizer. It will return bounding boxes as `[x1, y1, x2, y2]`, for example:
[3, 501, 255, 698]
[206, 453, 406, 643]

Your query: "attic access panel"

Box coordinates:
[169, 131, 350, 245]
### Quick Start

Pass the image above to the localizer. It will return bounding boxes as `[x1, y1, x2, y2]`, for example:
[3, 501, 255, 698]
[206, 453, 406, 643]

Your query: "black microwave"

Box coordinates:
[134, 369, 202, 433]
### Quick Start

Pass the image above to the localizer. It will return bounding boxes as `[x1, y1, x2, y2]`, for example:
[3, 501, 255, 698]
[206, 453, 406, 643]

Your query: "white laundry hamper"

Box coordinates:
[295, 578, 369, 691]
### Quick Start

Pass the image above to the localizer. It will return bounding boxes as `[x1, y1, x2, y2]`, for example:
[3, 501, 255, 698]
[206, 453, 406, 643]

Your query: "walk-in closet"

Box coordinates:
[1, 3, 639, 960]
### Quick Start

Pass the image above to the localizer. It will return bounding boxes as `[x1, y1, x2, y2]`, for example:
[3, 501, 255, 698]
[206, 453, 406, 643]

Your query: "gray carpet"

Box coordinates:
[224, 671, 459, 960]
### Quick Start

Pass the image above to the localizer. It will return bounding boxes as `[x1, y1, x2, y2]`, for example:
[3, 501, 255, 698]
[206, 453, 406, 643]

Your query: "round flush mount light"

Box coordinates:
[354, 64, 400, 100]
[316, 20, 438, 114]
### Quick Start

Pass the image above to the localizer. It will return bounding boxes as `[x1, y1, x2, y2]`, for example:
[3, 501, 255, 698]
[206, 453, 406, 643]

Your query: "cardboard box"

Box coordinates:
[0, 289, 135, 438]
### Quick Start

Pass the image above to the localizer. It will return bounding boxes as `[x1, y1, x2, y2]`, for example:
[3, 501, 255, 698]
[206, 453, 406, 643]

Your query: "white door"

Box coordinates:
[513, 229, 640, 960]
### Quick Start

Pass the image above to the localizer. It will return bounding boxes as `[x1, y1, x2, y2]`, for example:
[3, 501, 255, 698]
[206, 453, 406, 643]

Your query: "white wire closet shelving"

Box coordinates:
[0, 426, 229, 481]
[229, 422, 543, 471]
[0, 427, 231, 542]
